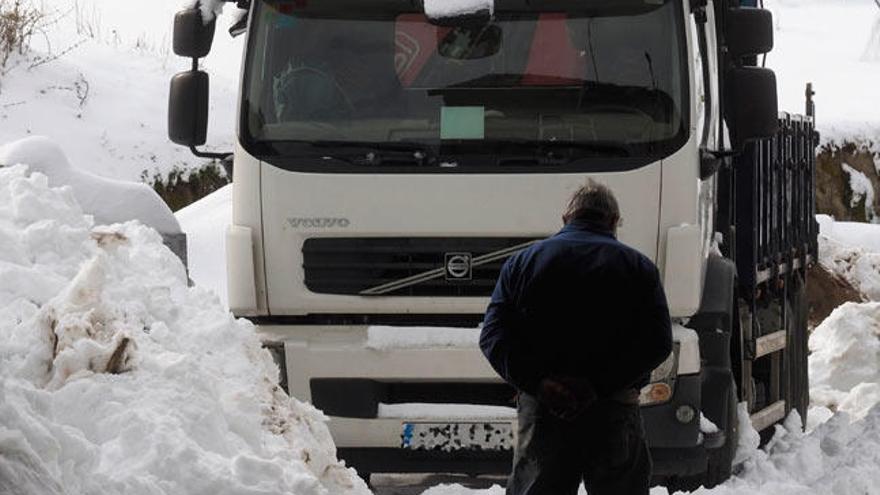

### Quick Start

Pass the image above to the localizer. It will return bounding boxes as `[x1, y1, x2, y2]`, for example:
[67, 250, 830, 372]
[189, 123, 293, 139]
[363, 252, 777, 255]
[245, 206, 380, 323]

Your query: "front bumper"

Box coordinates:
[263, 324, 711, 478]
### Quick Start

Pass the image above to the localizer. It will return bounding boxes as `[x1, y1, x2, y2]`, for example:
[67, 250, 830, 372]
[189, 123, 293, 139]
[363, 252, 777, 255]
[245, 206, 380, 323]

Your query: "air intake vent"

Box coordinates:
[302, 237, 540, 297]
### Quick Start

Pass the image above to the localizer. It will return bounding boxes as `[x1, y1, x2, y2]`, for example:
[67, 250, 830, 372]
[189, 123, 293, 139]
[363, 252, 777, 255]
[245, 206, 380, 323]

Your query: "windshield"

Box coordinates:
[242, 0, 688, 171]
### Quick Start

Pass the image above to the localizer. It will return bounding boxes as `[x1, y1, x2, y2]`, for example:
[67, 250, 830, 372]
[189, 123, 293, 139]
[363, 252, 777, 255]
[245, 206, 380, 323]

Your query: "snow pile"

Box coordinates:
[0, 165, 369, 495]
[816, 215, 880, 300]
[176, 183, 232, 303]
[423, 0, 494, 19]
[0, 136, 181, 234]
[840, 163, 877, 223]
[687, 407, 880, 495]
[818, 234, 880, 301]
[808, 302, 880, 419]
[421, 405, 880, 495]
[818, 214, 880, 253]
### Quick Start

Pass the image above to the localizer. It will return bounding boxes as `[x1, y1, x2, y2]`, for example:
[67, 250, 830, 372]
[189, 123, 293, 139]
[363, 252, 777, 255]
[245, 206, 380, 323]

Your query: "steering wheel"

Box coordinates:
[274, 65, 357, 124]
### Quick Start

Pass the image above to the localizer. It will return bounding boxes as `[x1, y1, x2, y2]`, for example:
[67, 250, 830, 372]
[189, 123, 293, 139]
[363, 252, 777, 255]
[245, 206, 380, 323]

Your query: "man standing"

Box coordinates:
[480, 181, 672, 495]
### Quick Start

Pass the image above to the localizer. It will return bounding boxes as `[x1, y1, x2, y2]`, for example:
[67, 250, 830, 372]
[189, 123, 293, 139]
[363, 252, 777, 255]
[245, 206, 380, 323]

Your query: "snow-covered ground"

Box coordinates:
[0, 0, 243, 182]
[0, 164, 369, 495]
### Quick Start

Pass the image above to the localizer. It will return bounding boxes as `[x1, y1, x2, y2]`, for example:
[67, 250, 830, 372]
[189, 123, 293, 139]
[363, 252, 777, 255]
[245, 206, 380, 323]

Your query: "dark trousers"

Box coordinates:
[507, 393, 652, 495]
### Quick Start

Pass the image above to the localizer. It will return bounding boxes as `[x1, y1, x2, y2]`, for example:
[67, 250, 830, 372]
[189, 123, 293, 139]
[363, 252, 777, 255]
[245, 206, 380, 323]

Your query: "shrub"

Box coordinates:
[142, 163, 230, 212]
[0, 0, 42, 68]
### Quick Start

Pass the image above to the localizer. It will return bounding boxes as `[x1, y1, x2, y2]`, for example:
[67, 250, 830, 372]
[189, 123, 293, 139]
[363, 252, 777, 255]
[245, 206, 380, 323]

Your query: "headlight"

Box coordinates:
[639, 343, 680, 406]
[649, 344, 680, 383]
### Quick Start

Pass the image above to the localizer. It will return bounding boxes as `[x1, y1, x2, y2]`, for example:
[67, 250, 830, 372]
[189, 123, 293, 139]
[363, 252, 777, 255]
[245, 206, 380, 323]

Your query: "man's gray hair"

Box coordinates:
[562, 180, 621, 231]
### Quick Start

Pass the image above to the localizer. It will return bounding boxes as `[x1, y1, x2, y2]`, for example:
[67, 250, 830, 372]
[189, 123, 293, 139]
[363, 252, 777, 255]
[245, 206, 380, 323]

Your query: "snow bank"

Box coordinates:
[422, 405, 880, 495]
[818, 214, 880, 252]
[423, 0, 494, 19]
[0, 136, 181, 234]
[809, 302, 880, 419]
[686, 406, 880, 495]
[817, 215, 880, 300]
[0, 0, 242, 182]
[176, 184, 232, 304]
[0, 165, 369, 495]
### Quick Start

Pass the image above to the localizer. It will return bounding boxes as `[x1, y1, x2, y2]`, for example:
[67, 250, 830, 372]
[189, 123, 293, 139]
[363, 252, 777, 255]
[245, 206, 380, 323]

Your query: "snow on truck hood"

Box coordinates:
[0, 165, 368, 494]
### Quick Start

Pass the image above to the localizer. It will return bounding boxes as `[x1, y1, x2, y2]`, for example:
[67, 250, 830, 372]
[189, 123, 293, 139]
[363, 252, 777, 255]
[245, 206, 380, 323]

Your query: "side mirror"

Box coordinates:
[724, 67, 778, 149]
[168, 71, 209, 146]
[725, 8, 773, 59]
[173, 8, 216, 58]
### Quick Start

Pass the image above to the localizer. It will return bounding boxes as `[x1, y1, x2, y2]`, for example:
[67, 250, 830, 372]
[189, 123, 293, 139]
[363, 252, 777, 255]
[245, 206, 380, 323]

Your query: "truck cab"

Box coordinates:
[169, 0, 816, 488]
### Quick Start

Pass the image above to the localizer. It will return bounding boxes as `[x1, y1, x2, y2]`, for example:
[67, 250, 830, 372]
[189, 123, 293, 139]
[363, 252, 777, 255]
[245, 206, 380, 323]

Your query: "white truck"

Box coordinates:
[168, 0, 817, 489]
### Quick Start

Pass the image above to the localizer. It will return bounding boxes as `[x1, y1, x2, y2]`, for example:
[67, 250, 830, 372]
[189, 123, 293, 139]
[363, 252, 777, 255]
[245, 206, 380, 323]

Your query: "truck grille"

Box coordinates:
[302, 237, 540, 297]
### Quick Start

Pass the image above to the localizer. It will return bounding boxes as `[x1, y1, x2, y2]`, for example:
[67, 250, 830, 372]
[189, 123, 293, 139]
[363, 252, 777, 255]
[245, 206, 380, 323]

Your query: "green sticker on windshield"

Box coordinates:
[441, 106, 485, 140]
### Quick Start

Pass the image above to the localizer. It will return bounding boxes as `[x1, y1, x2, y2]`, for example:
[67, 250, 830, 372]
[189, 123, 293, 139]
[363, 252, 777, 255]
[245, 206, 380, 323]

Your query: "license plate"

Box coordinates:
[401, 422, 514, 452]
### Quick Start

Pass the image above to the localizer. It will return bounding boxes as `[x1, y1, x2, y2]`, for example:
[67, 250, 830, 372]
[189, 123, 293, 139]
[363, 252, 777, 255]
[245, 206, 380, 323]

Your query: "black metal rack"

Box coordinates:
[725, 113, 819, 295]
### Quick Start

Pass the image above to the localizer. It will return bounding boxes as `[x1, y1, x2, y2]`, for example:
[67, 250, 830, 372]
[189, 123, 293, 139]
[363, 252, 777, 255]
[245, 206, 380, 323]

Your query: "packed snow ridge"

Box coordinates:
[0, 164, 369, 494]
[423, 0, 494, 19]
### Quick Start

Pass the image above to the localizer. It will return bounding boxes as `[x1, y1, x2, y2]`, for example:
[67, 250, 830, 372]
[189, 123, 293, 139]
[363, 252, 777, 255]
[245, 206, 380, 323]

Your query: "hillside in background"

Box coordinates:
[0, 0, 243, 183]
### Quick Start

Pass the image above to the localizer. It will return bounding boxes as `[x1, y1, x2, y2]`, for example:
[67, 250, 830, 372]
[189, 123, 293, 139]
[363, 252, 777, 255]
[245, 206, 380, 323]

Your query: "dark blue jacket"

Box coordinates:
[480, 220, 673, 397]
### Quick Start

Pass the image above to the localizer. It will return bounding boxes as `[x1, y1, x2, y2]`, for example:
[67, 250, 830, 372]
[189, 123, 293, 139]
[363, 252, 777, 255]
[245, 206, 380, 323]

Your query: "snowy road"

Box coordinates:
[372, 474, 505, 495]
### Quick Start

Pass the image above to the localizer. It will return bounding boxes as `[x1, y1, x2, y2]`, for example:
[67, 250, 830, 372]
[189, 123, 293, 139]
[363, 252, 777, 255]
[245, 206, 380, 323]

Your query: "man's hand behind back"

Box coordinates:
[538, 376, 598, 421]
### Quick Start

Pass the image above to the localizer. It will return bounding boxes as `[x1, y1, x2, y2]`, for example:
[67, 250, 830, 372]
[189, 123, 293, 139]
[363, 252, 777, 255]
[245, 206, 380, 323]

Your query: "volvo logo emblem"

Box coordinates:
[445, 253, 473, 281]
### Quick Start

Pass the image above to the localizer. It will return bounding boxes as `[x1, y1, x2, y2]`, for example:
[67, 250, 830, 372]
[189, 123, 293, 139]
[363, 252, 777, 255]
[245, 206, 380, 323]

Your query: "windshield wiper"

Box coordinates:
[306, 140, 438, 166]
[537, 140, 632, 157]
[491, 139, 632, 166]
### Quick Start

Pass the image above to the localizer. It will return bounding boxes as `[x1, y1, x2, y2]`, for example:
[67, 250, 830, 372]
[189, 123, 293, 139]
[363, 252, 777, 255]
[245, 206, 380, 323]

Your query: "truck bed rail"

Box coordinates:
[729, 113, 819, 292]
